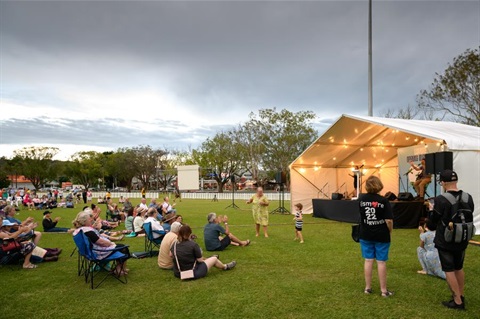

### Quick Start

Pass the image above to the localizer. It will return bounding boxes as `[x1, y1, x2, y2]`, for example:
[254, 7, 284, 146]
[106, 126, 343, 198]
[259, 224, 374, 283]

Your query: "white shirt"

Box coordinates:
[145, 216, 164, 239]
[139, 203, 148, 211]
[133, 216, 144, 233]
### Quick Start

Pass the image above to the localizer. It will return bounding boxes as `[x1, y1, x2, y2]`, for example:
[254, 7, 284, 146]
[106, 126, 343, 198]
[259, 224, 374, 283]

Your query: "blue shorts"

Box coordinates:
[360, 239, 390, 262]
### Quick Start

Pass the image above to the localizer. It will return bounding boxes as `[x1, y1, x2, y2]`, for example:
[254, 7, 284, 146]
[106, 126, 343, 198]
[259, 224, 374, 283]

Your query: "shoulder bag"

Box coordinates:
[174, 242, 196, 280]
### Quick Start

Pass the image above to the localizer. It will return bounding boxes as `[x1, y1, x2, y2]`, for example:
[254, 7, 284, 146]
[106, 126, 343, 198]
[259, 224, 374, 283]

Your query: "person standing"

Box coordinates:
[141, 187, 146, 199]
[429, 170, 474, 310]
[246, 187, 270, 237]
[293, 203, 304, 243]
[358, 176, 394, 297]
[82, 189, 87, 204]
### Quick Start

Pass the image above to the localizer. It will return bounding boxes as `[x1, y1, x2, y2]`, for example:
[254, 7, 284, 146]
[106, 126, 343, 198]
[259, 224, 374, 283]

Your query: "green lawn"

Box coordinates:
[2, 199, 479, 319]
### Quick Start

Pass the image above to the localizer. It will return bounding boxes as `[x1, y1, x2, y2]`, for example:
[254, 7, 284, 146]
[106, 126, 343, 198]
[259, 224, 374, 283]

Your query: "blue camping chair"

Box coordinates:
[143, 222, 164, 257]
[73, 230, 130, 289]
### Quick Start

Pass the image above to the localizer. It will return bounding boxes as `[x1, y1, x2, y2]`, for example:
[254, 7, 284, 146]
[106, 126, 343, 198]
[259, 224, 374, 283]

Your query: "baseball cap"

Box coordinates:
[439, 169, 458, 182]
[43, 210, 52, 216]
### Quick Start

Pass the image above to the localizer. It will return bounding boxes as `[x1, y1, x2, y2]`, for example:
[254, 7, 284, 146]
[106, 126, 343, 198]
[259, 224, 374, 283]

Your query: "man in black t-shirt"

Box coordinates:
[429, 170, 474, 310]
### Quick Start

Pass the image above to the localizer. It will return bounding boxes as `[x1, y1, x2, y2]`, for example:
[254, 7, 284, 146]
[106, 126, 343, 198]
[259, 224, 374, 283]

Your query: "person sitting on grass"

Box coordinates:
[417, 219, 445, 279]
[124, 207, 134, 233]
[158, 221, 182, 270]
[161, 196, 176, 215]
[42, 211, 70, 232]
[144, 208, 166, 240]
[203, 213, 250, 251]
[72, 211, 130, 276]
[171, 225, 236, 280]
[0, 220, 37, 269]
[127, 206, 146, 237]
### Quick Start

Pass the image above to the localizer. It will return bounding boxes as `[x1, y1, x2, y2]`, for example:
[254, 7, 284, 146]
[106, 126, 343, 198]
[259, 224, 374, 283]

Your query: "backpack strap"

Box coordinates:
[460, 191, 469, 204]
[441, 192, 458, 205]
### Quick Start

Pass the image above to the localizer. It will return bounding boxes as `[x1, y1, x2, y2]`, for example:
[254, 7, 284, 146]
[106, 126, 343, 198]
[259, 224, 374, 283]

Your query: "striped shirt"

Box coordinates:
[295, 211, 303, 229]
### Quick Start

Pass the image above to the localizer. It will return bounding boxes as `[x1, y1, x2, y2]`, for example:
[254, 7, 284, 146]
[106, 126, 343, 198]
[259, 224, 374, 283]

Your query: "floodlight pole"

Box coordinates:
[368, 0, 373, 117]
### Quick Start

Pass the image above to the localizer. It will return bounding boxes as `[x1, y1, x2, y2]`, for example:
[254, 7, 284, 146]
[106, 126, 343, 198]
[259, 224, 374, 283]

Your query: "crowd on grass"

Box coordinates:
[0, 172, 475, 310]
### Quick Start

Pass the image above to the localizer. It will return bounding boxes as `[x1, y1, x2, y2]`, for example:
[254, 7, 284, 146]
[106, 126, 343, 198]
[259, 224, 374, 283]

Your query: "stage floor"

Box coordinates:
[312, 199, 425, 229]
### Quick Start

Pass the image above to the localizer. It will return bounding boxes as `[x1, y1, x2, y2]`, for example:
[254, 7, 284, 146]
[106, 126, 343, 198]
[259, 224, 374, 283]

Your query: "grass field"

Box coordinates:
[2, 198, 479, 319]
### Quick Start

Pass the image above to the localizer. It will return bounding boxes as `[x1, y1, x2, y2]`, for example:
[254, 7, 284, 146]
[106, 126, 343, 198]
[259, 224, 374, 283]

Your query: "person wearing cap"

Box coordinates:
[428, 169, 474, 310]
[204, 213, 250, 251]
[0, 219, 37, 269]
[42, 211, 70, 232]
[158, 221, 182, 269]
[3, 205, 42, 245]
[162, 212, 176, 232]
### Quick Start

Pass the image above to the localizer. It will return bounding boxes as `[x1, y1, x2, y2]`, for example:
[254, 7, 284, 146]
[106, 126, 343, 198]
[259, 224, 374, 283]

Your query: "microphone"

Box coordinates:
[404, 168, 413, 176]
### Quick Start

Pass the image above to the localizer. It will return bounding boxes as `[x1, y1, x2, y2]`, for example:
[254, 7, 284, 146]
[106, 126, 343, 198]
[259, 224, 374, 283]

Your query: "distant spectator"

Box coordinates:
[139, 198, 148, 211]
[124, 207, 134, 233]
[161, 197, 176, 215]
[144, 208, 166, 240]
[86, 190, 92, 203]
[82, 189, 87, 204]
[141, 187, 146, 198]
[122, 197, 133, 212]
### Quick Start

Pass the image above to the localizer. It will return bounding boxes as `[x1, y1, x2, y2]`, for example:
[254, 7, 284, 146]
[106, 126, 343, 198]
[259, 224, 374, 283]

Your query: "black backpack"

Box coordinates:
[441, 192, 475, 244]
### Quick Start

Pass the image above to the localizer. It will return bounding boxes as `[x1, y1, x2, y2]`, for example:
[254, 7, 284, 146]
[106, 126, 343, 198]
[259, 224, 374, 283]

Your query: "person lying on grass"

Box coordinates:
[171, 224, 236, 280]
[72, 210, 131, 276]
[203, 213, 250, 252]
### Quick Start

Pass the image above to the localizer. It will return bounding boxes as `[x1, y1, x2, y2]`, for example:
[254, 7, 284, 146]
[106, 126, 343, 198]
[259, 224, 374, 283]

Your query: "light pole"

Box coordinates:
[368, 0, 373, 116]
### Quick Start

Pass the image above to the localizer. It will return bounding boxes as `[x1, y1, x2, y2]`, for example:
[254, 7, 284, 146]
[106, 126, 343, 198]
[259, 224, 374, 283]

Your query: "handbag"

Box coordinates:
[173, 242, 196, 280]
[351, 224, 360, 243]
[2, 239, 21, 252]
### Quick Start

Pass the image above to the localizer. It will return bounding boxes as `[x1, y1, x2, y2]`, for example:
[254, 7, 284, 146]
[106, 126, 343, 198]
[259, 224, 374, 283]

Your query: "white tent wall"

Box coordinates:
[452, 150, 480, 235]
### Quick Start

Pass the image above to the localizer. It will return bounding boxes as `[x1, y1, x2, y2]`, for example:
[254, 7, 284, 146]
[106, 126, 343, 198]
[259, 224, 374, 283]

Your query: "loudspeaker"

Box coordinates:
[397, 192, 414, 201]
[425, 153, 435, 175]
[434, 151, 453, 173]
[384, 191, 397, 201]
[331, 193, 344, 200]
[275, 171, 286, 184]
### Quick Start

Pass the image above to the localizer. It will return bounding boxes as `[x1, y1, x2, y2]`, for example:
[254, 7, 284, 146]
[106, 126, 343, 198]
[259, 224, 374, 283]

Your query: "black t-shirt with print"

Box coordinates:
[358, 193, 393, 243]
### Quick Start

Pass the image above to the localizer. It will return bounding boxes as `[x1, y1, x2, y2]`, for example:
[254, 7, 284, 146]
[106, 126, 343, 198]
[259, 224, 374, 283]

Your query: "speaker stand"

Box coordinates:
[271, 184, 290, 214]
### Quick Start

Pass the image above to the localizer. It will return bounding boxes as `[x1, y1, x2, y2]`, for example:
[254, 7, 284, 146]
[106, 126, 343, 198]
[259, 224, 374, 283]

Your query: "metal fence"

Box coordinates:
[89, 191, 290, 201]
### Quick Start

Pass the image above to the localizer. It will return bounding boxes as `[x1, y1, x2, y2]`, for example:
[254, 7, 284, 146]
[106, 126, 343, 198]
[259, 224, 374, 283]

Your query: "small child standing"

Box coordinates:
[293, 203, 304, 243]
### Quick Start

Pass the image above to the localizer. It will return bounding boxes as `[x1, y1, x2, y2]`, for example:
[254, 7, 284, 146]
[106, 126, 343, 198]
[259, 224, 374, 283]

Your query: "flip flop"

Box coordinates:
[244, 240, 251, 246]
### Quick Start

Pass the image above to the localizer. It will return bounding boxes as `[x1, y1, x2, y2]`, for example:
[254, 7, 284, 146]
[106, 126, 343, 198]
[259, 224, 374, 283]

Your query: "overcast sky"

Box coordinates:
[1, 0, 479, 160]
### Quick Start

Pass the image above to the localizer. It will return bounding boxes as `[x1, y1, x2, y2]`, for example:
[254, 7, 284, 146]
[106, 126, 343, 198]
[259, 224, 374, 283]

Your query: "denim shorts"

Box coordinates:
[360, 239, 390, 262]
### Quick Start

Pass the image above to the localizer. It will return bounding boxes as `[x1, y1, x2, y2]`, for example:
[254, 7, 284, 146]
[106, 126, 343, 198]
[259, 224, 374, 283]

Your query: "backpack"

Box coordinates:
[441, 192, 475, 244]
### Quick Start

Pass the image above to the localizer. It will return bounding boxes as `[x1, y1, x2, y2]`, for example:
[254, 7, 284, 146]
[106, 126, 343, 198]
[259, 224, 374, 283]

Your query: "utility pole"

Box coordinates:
[368, 0, 373, 116]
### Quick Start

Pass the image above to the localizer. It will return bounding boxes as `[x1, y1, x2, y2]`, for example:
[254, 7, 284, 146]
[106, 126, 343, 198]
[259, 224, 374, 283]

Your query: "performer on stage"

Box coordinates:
[409, 158, 431, 199]
[349, 165, 362, 198]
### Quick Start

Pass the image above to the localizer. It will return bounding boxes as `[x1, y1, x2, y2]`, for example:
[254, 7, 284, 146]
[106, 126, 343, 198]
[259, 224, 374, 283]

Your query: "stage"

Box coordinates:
[312, 199, 425, 229]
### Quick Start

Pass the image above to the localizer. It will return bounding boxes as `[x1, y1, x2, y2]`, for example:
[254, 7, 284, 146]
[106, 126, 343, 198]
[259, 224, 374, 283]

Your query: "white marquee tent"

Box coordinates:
[290, 114, 480, 233]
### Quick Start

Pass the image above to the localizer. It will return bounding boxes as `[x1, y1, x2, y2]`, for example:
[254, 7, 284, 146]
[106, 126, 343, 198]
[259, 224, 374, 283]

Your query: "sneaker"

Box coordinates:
[224, 261, 237, 270]
[381, 290, 394, 298]
[364, 289, 373, 295]
[125, 232, 137, 238]
[442, 300, 465, 310]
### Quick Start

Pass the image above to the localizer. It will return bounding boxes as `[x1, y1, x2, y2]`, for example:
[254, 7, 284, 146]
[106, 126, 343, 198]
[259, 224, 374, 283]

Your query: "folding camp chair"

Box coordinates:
[73, 230, 130, 289]
[143, 222, 163, 257]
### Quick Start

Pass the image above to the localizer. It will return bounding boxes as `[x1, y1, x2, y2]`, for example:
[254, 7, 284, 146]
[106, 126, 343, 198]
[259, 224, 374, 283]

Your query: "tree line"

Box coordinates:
[0, 108, 317, 192]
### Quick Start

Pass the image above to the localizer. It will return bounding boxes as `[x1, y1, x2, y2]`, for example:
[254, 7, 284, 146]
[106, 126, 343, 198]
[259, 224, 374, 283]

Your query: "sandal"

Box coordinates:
[23, 263, 38, 269]
[364, 288, 373, 294]
[381, 290, 394, 297]
[244, 240, 251, 246]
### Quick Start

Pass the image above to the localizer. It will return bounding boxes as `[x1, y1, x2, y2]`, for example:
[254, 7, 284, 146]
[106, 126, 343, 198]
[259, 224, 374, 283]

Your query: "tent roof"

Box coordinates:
[291, 114, 480, 169]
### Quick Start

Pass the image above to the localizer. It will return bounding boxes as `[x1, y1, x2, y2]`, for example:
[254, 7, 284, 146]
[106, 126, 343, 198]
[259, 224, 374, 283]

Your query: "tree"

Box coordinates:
[193, 132, 244, 193]
[381, 105, 419, 119]
[131, 145, 167, 190]
[66, 151, 103, 189]
[0, 157, 10, 189]
[105, 148, 137, 190]
[156, 150, 195, 191]
[417, 47, 480, 126]
[246, 108, 317, 180]
[12, 146, 59, 190]
[231, 123, 265, 182]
